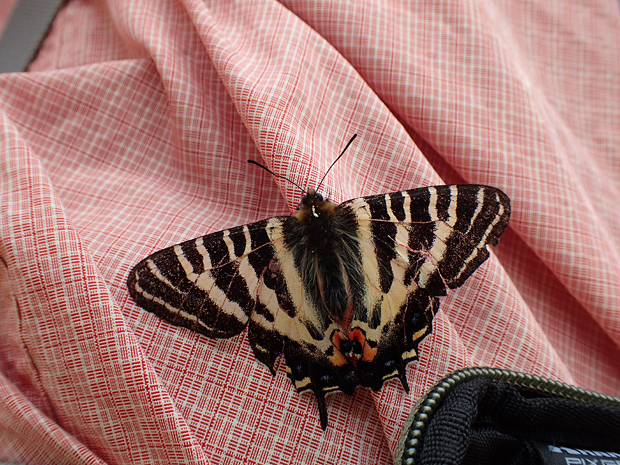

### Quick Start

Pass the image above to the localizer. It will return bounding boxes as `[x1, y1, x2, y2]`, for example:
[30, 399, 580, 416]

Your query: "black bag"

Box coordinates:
[396, 367, 620, 465]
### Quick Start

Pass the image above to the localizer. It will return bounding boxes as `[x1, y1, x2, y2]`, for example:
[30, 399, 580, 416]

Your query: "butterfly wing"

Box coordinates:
[128, 215, 360, 429]
[337, 185, 511, 391]
[127, 218, 286, 339]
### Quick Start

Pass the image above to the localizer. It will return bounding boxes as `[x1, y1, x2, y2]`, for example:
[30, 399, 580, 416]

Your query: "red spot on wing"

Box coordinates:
[349, 329, 378, 362]
[328, 330, 349, 367]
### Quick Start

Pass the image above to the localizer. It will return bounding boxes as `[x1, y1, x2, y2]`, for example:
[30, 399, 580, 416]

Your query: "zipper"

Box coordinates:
[397, 366, 620, 465]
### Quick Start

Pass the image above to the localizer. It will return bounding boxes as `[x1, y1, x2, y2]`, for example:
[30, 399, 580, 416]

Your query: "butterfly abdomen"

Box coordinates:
[283, 189, 365, 325]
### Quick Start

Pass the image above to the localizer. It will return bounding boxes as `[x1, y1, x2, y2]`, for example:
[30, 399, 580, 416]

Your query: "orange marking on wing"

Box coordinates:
[328, 330, 349, 366]
[349, 329, 378, 361]
[362, 343, 378, 361]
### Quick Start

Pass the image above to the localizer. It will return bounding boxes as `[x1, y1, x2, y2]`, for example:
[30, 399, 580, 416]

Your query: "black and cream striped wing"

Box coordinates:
[127, 218, 288, 339]
[337, 184, 510, 391]
[127, 215, 362, 425]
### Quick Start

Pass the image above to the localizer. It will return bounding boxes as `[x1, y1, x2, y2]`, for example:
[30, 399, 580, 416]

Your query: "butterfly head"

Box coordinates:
[295, 187, 336, 223]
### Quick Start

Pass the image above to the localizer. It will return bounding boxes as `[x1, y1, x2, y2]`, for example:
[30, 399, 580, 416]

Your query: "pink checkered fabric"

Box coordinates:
[1, 0, 619, 463]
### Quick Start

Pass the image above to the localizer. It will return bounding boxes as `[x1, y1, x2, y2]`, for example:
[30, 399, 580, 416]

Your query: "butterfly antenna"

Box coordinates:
[316, 134, 357, 193]
[247, 159, 306, 196]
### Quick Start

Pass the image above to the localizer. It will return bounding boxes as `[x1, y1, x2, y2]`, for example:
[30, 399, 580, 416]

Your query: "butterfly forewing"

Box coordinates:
[127, 217, 285, 338]
[127, 184, 510, 429]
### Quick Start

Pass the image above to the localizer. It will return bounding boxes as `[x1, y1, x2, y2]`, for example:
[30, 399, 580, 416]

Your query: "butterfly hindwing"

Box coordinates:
[127, 184, 510, 429]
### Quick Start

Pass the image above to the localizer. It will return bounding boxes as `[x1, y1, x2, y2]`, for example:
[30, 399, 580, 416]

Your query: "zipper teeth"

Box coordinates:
[400, 367, 620, 465]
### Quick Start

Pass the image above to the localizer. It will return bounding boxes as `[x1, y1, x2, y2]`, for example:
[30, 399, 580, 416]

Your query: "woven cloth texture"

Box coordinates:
[1, 0, 619, 464]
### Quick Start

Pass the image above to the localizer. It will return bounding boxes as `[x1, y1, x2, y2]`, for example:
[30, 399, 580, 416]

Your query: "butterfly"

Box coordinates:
[127, 135, 511, 429]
